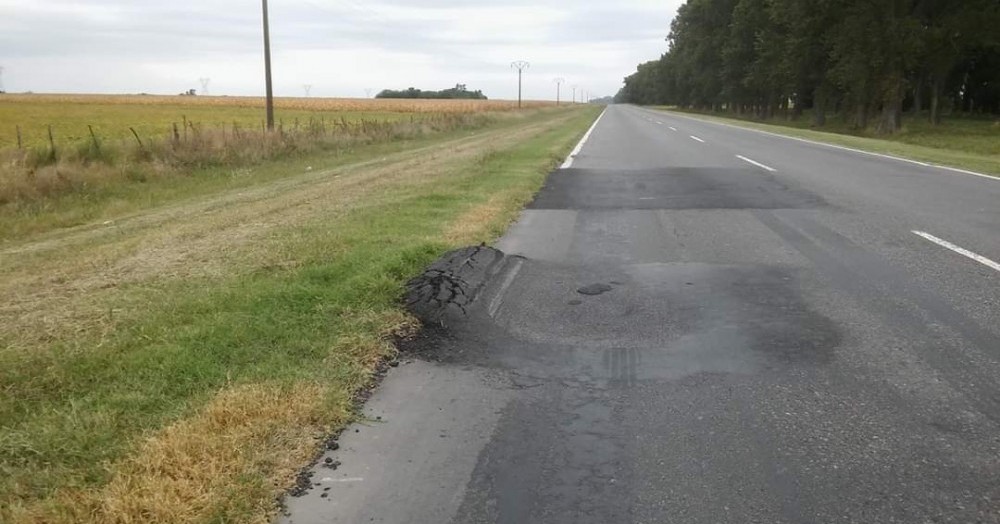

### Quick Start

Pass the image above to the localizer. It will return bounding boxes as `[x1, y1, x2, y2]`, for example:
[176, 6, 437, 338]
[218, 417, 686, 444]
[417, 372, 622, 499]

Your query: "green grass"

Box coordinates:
[0, 105, 601, 523]
[656, 107, 1000, 176]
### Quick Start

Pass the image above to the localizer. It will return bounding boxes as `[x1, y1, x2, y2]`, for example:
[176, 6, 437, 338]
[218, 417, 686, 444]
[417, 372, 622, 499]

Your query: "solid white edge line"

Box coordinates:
[649, 108, 997, 182]
[736, 155, 777, 172]
[561, 107, 607, 169]
[912, 231, 1000, 273]
[690, 135, 705, 143]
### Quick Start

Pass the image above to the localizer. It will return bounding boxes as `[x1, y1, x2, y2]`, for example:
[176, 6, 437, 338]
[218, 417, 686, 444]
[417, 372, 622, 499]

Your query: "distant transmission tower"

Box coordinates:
[553, 77, 564, 106]
[199, 77, 210, 96]
[572, 85, 578, 104]
[0, 66, 5, 93]
[511, 61, 529, 108]
[303, 84, 312, 97]
[365, 88, 373, 98]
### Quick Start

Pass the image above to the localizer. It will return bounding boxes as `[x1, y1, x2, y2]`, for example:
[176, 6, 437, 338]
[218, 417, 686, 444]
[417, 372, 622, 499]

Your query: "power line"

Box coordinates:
[511, 61, 529, 109]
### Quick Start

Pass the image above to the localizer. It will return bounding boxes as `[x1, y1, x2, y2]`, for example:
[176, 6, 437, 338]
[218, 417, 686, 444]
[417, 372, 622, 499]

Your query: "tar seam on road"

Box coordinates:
[912, 231, 1000, 273]
[488, 257, 524, 318]
[561, 107, 607, 169]
[650, 108, 998, 182]
[690, 135, 705, 143]
[736, 155, 777, 172]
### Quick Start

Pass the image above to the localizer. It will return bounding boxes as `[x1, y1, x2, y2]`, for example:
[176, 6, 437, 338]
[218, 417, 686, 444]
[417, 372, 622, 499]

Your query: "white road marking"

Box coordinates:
[669, 126, 677, 131]
[655, 121, 663, 125]
[690, 135, 705, 143]
[912, 231, 1000, 273]
[650, 109, 997, 182]
[561, 107, 607, 169]
[322, 477, 365, 483]
[736, 155, 777, 172]
[488, 258, 524, 318]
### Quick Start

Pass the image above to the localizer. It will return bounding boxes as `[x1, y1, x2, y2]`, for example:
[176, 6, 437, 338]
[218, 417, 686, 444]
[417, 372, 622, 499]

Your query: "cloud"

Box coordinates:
[0, 0, 681, 99]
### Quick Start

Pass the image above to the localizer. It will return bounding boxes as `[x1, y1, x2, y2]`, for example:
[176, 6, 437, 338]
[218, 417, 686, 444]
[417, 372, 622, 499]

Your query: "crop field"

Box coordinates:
[0, 94, 566, 238]
[0, 94, 553, 149]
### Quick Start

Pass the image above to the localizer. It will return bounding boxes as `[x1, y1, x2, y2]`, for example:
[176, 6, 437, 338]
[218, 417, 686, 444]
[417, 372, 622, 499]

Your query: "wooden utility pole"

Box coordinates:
[262, 0, 274, 131]
[511, 61, 529, 108]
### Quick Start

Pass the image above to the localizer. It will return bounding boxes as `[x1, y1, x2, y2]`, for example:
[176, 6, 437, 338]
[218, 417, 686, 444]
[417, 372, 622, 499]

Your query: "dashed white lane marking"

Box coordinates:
[561, 107, 607, 169]
[736, 155, 777, 172]
[651, 109, 997, 182]
[669, 126, 677, 131]
[655, 121, 663, 125]
[912, 231, 1000, 273]
[690, 135, 705, 143]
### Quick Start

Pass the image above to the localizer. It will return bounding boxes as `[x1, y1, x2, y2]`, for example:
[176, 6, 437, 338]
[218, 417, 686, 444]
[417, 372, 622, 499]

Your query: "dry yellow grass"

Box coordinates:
[9, 382, 336, 524]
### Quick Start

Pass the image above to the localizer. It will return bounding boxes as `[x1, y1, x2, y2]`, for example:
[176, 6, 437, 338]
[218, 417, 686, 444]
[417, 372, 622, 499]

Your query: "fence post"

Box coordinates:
[47, 125, 57, 161]
[88, 125, 101, 154]
[129, 127, 144, 149]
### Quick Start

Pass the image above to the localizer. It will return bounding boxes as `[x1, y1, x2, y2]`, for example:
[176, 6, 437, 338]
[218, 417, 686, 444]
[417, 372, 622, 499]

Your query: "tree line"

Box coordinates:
[376, 84, 487, 100]
[616, 0, 1000, 133]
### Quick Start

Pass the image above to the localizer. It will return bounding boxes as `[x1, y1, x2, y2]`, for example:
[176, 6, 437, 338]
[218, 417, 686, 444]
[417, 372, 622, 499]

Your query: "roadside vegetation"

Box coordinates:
[618, 0, 1000, 135]
[0, 95, 552, 241]
[0, 101, 600, 523]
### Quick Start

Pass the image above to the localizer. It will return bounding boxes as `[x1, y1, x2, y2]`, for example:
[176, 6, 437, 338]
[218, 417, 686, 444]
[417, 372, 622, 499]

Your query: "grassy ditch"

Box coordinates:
[655, 107, 1000, 176]
[0, 105, 601, 523]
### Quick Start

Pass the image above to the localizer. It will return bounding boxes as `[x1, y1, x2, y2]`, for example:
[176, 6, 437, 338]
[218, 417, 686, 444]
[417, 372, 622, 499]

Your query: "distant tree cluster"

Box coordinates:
[616, 0, 1000, 133]
[376, 84, 487, 100]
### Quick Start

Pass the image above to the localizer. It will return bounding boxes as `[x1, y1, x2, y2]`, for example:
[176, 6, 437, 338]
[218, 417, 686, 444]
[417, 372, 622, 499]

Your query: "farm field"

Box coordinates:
[0, 93, 550, 149]
[0, 95, 560, 241]
[0, 102, 600, 523]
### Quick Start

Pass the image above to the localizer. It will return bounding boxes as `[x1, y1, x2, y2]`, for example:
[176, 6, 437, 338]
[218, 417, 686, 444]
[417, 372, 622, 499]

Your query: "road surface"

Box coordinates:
[281, 105, 1000, 523]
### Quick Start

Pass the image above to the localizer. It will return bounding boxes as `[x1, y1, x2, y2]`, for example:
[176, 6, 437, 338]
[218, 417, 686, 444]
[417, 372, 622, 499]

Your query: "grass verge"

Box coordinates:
[0, 105, 601, 523]
[654, 107, 1000, 177]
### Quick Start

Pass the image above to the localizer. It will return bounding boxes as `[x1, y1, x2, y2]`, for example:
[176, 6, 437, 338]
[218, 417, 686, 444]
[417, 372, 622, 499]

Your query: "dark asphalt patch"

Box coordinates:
[404, 245, 511, 326]
[401, 247, 842, 377]
[528, 168, 825, 210]
[577, 283, 613, 295]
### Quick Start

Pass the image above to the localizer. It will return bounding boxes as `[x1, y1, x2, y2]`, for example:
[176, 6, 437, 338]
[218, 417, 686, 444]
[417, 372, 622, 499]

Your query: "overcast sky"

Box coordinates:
[0, 0, 682, 100]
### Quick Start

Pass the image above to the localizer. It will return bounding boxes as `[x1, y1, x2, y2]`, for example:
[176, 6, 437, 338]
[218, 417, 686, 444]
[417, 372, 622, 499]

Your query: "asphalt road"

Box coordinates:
[281, 105, 1000, 524]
